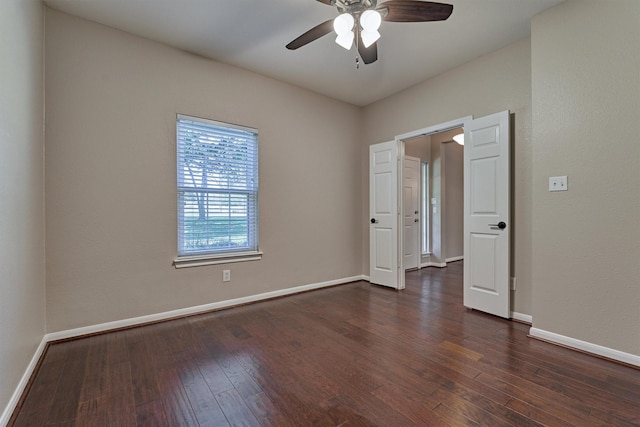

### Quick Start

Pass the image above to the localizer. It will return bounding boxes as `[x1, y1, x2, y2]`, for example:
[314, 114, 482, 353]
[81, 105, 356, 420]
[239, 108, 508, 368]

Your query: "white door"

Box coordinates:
[403, 156, 420, 270]
[463, 110, 511, 318]
[369, 141, 401, 289]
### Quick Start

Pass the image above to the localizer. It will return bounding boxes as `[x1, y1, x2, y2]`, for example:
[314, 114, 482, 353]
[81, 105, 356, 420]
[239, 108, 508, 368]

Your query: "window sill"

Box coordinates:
[173, 251, 263, 269]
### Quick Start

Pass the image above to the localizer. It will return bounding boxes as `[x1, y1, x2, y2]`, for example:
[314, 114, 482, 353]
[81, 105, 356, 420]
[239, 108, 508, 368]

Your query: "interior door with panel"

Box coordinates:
[369, 141, 402, 289]
[463, 110, 511, 318]
[403, 156, 420, 270]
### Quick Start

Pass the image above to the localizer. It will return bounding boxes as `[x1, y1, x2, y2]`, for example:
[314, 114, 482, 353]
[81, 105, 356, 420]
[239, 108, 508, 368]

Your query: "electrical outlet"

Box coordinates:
[549, 176, 568, 192]
[223, 269, 231, 282]
[511, 277, 516, 291]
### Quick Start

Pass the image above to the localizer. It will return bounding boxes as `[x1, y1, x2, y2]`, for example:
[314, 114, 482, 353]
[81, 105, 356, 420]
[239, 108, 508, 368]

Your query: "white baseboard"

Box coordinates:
[529, 327, 640, 368]
[445, 256, 464, 263]
[0, 336, 48, 427]
[420, 261, 447, 268]
[510, 312, 532, 324]
[46, 275, 367, 342]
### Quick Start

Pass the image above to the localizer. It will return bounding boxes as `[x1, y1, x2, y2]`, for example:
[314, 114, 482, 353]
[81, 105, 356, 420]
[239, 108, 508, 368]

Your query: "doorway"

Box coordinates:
[402, 127, 465, 271]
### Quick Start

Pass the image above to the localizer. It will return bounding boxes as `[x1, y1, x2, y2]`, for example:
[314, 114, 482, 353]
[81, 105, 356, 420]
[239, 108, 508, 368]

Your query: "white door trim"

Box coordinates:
[396, 116, 473, 142]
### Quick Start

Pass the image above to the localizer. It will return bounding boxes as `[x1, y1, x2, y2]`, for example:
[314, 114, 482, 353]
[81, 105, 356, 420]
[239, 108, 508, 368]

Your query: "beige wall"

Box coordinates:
[404, 135, 431, 163]
[0, 0, 45, 419]
[45, 9, 363, 332]
[362, 38, 533, 314]
[531, 0, 640, 354]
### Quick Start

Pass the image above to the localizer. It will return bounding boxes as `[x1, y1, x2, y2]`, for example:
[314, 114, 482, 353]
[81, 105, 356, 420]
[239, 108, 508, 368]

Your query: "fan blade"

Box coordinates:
[378, 1, 453, 22]
[316, 0, 334, 4]
[357, 30, 378, 64]
[286, 19, 334, 50]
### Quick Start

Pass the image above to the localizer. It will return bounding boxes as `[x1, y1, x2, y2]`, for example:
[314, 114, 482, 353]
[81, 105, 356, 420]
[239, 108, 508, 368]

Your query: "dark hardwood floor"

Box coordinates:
[10, 262, 640, 426]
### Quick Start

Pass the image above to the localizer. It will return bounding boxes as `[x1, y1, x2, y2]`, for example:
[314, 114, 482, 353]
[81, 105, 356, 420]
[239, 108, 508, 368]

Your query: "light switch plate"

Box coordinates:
[549, 176, 568, 192]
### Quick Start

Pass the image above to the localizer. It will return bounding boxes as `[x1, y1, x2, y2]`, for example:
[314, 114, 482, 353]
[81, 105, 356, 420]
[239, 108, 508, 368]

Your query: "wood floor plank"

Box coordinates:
[432, 402, 480, 427]
[588, 405, 640, 427]
[242, 392, 297, 427]
[505, 397, 583, 427]
[104, 361, 137, 427]
[180, 363, 230, 427]
[9, 261, 640, 426]
[75, 336, 109, 424]
[155, 367, 200, 426]
[196, 356, 236, 395]
[319, 396, 378, 427]
[215, 388, 261, 427]
[234, 342, 341, 425]
[324, 392, 417, 426]
[135, 399, 169, 426]
[10, 357, 65, 426]
[74, 396, 107, 427]
[474, 371, 596, 425]
[126, 329, 163, 406]
[43, 341, 88, 424]
[370, 382, 450, 426]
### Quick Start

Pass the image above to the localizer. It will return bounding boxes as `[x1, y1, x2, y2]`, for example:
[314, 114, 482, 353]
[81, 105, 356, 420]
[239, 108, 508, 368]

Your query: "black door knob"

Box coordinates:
[489, 221, 507, 230]
[371, 218, 378, 224]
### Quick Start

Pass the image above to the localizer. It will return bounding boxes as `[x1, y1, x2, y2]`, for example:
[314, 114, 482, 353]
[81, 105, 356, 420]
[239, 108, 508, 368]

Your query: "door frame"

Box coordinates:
[396, 117, 472, 277]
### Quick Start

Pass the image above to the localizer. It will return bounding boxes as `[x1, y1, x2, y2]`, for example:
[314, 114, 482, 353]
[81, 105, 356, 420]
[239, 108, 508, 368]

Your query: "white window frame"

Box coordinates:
[173, 114, 262, 268]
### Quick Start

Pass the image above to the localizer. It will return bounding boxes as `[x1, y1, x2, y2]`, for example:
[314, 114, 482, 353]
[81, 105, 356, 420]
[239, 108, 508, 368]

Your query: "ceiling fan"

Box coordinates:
[286, 0, 454, 65]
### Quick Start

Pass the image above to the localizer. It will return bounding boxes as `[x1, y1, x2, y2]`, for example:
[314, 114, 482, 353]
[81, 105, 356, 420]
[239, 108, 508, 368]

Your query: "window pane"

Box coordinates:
[421, 162, 429, 254]
[178, 191, 255, 254]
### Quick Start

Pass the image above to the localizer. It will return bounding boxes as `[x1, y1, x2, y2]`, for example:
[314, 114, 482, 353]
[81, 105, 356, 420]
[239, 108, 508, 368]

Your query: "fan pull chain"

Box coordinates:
[355, 30, 360, 69]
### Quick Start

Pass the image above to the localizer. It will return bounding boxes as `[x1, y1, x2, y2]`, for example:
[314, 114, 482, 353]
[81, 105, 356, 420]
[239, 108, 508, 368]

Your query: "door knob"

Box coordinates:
[371, 218, 378, 224]
[489, 221, 507, 230]
[414, 219, 419, 223]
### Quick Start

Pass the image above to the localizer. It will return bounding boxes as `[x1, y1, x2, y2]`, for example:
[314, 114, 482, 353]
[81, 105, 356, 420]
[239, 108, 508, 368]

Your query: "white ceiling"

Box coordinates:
[43, 0, 564, 106]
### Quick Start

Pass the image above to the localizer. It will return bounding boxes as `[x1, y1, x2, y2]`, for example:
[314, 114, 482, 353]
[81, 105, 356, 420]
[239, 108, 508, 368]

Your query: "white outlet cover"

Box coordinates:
[549, 176, 568, 192]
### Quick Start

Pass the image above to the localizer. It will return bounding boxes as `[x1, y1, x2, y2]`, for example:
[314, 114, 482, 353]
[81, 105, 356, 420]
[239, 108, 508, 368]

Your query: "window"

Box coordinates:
[174, 114, 260, 267]
[421, 161, 430, 254]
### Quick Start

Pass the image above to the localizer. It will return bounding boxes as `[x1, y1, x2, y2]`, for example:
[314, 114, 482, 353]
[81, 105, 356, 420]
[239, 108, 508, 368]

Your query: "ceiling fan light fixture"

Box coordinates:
[334, 13, 355, 49]
[360, 9, 382, 31]
[453, 133, 464, 145]
[361, 29, 380, 48]
[360, 10, 381, 48]
[335, 32, 355, 49]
